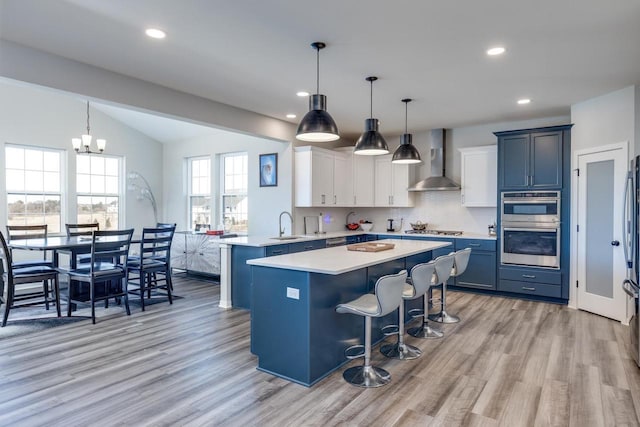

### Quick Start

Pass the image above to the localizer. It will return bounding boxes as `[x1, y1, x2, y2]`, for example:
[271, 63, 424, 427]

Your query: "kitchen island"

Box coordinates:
[247, 238, 451, 386]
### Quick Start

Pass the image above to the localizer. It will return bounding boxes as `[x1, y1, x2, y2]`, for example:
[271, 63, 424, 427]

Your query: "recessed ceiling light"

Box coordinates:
[145, 28, 166, 39]
[296, 91, 310, 97]
[517, 98, 531, 105]
[487, 46, 505, 56]
[286, 114, 297, 119]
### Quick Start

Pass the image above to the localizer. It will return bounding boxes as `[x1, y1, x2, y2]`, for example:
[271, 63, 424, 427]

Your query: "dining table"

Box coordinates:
[9, 235, 139, 269]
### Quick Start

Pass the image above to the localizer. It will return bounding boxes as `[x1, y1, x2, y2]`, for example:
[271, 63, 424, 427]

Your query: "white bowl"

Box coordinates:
[360, 223, 373, 232]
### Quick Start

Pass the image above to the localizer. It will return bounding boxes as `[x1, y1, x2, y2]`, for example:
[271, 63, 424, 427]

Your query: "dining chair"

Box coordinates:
[127, 224, 176, 311]
[65, 222, 100, 265]
[5, 224, 53, 269]
[0, 231, 60, 327]
[63, 228, 134, 324]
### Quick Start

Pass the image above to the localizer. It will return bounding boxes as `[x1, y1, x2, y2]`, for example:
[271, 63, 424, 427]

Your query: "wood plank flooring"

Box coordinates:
[0, 275, 638, 426]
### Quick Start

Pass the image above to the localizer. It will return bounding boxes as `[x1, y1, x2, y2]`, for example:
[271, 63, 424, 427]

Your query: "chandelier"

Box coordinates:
[72, 101, 106, 154]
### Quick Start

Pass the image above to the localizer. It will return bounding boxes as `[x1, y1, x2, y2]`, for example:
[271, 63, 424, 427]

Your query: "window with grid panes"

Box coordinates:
[188, 156, 211, 230]
[76, 154, 121, 230]
[5, 145, 63, 233]
[221, 153, 248, 233]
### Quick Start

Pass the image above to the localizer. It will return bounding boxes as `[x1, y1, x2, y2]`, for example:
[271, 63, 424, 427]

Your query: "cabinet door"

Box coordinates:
[391, 162, 413, 207]
[186, 235, 220, 275]
[460, 146, 497, 207]
[374, 157, 393, 206]
[530, 131, 562, 188]
[333, 154, 350, 206]
[311, 151, 334, 206]
[171, 234, 187, 270]
[353, 155, 375, 206]
[455, 251, 496, 290]
[499, 134, 529, 189]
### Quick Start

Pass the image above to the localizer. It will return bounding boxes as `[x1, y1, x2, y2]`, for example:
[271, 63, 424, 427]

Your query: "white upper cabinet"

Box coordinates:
[459, 145, 497, 207]
[335, 147, 375, 207]
[374, 155, 414, 207]
[295, 146, 350, 207]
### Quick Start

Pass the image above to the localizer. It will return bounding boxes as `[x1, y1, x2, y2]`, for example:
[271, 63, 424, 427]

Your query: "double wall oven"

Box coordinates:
[500, 191, 561, 269]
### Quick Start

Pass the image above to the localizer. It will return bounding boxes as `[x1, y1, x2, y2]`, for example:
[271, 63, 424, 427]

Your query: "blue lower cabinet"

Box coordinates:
[346, 235, 366, 244]
[365, 234, 379, 241]
[498, 265, 563, 299]
[265, 244, 289, 257]
[498, 279, 562, 298]
[289, 239, 326, 253]
[453, 239, 497, 291]
[251, 266, 368, 386]
[455, 251, 497, 290]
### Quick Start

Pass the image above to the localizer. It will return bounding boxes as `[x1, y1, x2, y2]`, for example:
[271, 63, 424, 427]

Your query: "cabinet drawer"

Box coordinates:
[289, 240, 325, 253]
[266, 245, 290, 257]
[455, 238, 496, 252]
[500, 267, 561, 285]
[498, 279, 561, 298]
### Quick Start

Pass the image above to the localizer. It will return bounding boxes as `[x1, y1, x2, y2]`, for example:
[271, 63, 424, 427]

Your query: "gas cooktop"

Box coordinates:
[404, 229, 464, 236]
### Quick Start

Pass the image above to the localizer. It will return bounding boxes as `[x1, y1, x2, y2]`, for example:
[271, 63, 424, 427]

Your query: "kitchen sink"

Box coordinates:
[270, 236, 303, 240]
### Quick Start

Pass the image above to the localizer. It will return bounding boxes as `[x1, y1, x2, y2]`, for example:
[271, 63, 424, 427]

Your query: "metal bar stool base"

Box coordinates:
[342, 365, 391, 388]
[380, 342, 422, 360]
[407, 323, 444, 339]
[428, 310, 460, 324]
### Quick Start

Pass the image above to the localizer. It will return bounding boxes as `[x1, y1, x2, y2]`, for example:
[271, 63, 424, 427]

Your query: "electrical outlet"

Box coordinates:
[286, 287, 299, 300]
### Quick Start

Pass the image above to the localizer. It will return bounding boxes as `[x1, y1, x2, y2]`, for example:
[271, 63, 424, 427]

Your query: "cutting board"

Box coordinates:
[347, 242, 395, 252]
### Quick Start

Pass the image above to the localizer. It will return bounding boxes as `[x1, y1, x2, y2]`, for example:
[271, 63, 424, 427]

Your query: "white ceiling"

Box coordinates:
[1, 0, 639, 140]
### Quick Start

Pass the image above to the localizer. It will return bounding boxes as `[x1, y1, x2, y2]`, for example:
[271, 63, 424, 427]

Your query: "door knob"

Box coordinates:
[611, 240, 620, 246]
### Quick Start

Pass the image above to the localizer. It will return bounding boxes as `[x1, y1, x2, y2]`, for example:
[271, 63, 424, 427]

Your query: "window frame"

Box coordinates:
[5, 143, 66, 235]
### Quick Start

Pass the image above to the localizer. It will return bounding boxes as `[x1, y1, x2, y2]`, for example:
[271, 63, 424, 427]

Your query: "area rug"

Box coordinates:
[0, 294, 182, 340]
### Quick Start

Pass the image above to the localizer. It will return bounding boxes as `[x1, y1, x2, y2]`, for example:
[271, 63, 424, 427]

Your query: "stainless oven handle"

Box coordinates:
[623, 279, 639, 298]
[502, 199, 559, 204]
[502, 226, 559, 232]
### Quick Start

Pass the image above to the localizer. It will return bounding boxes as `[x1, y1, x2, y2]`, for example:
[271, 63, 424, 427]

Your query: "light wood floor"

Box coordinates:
[0, 275, 639, 427]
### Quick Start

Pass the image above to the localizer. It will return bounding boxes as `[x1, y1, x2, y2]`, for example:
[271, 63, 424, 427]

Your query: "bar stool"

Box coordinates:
[428, 252, 458, 323]
[380, 262, 438, 359]
[336, 270, 407, 388]
[407, 259, 444, 339]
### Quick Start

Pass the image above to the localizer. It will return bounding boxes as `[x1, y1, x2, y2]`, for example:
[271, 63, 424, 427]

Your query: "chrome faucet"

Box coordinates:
[346, 211, 356, 225]
[279, 211, 293, 237]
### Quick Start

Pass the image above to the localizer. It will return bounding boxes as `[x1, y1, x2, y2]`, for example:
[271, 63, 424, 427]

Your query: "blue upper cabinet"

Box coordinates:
[497, 126, 567, 190]
[499, 134, 529, 189]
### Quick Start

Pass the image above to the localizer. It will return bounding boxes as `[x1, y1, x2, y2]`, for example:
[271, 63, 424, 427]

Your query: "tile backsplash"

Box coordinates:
[295, 191, 497, 236]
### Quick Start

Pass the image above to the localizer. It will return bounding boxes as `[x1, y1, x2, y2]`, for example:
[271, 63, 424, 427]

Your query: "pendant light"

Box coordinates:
[354, 76, 389, 155]
[71, 101, 106, 154]
[296, 42, 339, 142]
[392, 99, 422, 164]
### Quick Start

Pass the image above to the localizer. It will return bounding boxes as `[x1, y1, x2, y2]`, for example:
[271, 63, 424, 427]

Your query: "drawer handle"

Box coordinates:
[522, 286, 536, 291]
[468, 243, 481, 247]
[271, 250, 284, 255]
[304, 246, 314, 250]
[522, 274, 536, 279]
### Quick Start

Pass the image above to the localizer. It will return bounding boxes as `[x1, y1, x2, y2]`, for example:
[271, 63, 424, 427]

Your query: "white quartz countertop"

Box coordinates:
[246, 239, 452, 275]
[221, 230, 495, 247]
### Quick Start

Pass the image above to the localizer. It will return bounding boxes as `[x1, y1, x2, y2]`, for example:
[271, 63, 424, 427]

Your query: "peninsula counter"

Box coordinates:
[247, 239, 451, 386]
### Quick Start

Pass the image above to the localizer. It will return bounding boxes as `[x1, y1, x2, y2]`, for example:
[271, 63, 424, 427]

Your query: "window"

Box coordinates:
[221, 153, 248, 233]
[76, 155, 121, 230]
[5, 145, 63, 233]
[188, 157, 211, 229]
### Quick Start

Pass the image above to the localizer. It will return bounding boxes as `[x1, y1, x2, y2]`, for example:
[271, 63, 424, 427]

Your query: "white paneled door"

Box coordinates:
[576, 143, 628, 322]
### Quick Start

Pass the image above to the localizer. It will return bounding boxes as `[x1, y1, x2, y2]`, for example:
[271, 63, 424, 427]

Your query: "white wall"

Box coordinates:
[298, 115, 570, 235]
[571, 86, 636, 155]
[0, 80, 164, 232]
[162, 133, 292, 236]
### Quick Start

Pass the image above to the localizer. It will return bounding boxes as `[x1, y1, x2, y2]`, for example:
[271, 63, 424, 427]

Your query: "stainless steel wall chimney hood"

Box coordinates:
[408, 129, 460, 191]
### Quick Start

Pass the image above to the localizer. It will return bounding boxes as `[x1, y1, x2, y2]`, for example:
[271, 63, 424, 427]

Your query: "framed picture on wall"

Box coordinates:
[259, 153, 278, 187]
